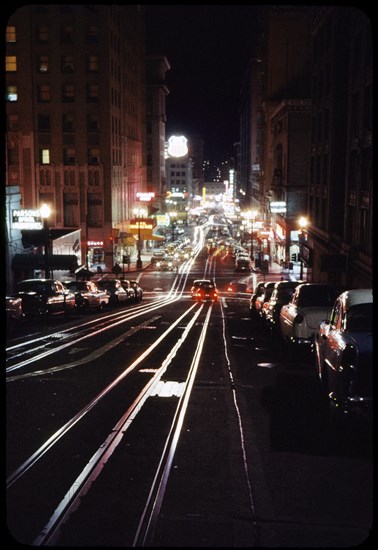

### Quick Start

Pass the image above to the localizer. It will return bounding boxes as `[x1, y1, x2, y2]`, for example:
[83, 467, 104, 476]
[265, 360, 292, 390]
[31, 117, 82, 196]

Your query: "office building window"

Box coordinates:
[38, 56, 49, 72]
[40, 149, 50, 164]
[88, 148, 100, 165]
[63, 148, 76, 165]
[38, 114, 50, 131]
[86, 55, 99, 72]
[6, 26, 16, 42]
[61, 55, 74, 73]
[62, 84, 74, 102]
[6, 56, 17, 72]
[6, 86, 18, 101]
[62, 114, 75, 131]
[61, 25, 73, 43]
[86, 25, 98, 43]
[86, 84, 99, 102]
[38, 85, 50, 102]
[37, 26, 48, 42]
[87, 114, 99, 131]
[87, 192, 103, 226]
[63, 193, 79, 227]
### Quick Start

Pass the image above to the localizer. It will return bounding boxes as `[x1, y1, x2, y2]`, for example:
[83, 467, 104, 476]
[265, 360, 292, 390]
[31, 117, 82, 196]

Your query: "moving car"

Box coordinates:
[279, 283, 345, 348]
[234, 256, 251, 272]
[191, 279, 218, 302]
[6, 296, 23, 329]
[14, 279, 76, 316]
[119, 279, 137, 302]
[156, 255, 175, 271]
[64, 280, 110, 311]
[96, 279, 129, 305]
[315, 288, 372, 422]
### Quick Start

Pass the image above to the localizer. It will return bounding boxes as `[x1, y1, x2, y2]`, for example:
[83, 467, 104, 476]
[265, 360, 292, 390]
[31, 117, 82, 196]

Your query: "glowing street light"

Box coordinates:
[40, 203, 51, 278]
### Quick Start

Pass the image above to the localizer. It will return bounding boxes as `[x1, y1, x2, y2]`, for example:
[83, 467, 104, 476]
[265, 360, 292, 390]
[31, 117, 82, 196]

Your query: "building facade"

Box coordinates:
[6, 4, 147, 281]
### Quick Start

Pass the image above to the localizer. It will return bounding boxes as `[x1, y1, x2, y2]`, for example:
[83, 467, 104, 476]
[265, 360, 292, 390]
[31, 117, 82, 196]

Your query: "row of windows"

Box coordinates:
[37, 114, 100, 132]
[6, 84, 100, 103]
[6, 55, 100, 73]
[5, 24, 98, 44]
[38, 148, 101, 166]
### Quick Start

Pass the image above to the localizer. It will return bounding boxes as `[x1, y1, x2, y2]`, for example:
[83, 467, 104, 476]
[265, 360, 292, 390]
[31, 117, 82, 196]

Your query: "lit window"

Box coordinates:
[41, 149, 50, 164]
[6, 86, 17, 101]
[6, 56, 17, 72]
[6, 26, 16, 42]
[38, 56, 49, 72]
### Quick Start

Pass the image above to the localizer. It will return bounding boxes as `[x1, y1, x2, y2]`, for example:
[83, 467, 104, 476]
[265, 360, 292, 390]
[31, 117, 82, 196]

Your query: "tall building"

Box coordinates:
[6, 4, 146, 281]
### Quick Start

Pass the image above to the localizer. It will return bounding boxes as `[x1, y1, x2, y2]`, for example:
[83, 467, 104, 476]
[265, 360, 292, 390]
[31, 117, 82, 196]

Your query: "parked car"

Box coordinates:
[249, 281, 266, 319]
[129, 280, 143, 302]
[315, 288, 373, 423]
[191, 279, 218, 302]
[96, 279, 129, 305]
[14, 279, 76, 316]
[64, 280, 110, 311]
[255, 281, 276, 320]
[279, 283, 345, 349]
[119, 279, 137, 302]
[264, 280, 301, 332]
[6, 295, 23, 329]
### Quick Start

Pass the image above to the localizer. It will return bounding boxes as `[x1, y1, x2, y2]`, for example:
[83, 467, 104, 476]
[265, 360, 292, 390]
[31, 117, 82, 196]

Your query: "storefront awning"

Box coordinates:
[12, 254, 79, 271]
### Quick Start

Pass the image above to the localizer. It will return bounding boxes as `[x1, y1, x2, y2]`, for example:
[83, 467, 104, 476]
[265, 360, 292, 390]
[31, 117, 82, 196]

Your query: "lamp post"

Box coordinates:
[136, 220, 143, 269]
[40, 203, 51, 279]
[298, 216, 308, 280]
[250, 210, 258, 262]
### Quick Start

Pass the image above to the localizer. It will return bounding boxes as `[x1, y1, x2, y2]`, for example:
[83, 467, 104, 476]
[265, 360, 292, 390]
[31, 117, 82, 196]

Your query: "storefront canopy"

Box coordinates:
[12, 253, 79, 271]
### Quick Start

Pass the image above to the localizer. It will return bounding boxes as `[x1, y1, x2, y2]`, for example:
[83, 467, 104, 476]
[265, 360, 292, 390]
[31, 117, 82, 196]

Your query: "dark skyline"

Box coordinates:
[145, 5, 259, 162]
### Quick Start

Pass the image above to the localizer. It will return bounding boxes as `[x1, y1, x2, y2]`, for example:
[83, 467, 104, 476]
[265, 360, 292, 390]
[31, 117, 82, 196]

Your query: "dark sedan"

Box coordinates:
[14, 279, 76, 316]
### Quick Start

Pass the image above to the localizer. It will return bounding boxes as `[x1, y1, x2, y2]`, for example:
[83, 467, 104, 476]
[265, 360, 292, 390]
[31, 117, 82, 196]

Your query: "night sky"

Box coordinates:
[145, 5, 259, 162]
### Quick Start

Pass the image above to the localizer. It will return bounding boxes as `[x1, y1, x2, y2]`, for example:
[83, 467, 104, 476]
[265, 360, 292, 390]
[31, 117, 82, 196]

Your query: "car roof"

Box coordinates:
[339, 288, 373, 309]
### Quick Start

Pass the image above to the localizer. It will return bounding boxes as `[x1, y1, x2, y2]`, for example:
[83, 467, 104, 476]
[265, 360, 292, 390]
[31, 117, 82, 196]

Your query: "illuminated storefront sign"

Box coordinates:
[87, 240, 104, 247]
[167, 135, 188, 158]
[270, 201, 287, 213]
[136, 192, 155, 202]
[12, 209, 43, 229]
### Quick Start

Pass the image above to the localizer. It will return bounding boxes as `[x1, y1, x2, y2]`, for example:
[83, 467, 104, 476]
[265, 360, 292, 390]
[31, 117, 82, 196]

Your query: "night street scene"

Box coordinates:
[5, 5, 373, 548]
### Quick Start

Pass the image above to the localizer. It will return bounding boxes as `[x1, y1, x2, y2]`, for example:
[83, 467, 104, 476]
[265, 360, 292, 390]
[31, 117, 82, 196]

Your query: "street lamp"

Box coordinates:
[136, 220, 143, 269]
[40, 203, 51, 278]
[298, 216, 308, 280]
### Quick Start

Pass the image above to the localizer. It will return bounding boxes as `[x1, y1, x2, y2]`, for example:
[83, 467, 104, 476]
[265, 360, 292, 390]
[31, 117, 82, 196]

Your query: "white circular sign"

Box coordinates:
[167, 135, 188, 158]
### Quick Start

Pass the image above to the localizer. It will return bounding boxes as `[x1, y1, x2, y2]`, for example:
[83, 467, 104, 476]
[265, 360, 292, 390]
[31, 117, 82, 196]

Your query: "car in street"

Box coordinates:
[234, 256, 251, 272]
[129, 280, 143, 302]
[191, 279, 218, 302]
[151, 250, 166, 264]
[315, 288, 373, 423]
[6, 295, 24, 330]
[119, 279, 137, 302]
[156, 255, 175, 271]
[96, 279, 129, 305]
[13, 279, 76, 316]
[264, 280, 301, 332]
[279, 283, 345, 349]
[64, 280, 110, 311]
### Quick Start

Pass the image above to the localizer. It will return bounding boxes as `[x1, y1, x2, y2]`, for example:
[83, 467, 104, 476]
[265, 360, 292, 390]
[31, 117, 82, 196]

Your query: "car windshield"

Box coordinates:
[297, 286, 342, 307]
[66, 282, 87, 291]
[16, 281, 50, 293]
[346, 303, 372, 331]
